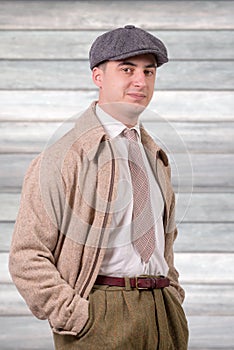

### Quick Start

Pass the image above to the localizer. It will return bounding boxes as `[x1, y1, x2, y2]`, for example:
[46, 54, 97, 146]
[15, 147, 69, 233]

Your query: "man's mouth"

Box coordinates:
[126, 92, 146, 101]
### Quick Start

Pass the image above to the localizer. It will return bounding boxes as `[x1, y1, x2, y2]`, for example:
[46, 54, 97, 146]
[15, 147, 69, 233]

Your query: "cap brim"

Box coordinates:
[108, 49, 168, 67]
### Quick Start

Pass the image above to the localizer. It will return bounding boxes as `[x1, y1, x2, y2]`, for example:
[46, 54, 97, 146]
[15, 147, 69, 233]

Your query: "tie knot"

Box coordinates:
[123, 128, 138, 142]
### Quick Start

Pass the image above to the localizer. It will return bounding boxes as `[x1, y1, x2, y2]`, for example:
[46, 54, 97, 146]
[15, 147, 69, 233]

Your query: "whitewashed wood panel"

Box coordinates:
[2, 251, 234, 284]
[176, 193, 234, 223]
[1, 192, 233, 222]
[0, 122, 73, 153]
[0, 91, 97, 122]
[0, 253, 11, 283]
[175, 223, 234, 253]
[2, 222, 234, 254]
[0, 154, 36, 190]
[0, 91, 233, 122]
[175, 253, 234, 284]
[0, 316, 53, 350]
[171, 153, 234, 193]
[0, 60, 93, 90]
[1, 30, 234, 60]
[0, 61, 233, 90]
[0, 315, 233, 349]
[0, 222, 14, 252]
[183, 284, 234, 316]
[1, 283, 233, 317]
[0, 1, 233, 30]
[188, 316, 234, 349]
[0, 193, 21, 221]
[1, 121, 234, 154]
[144, 121, 234, 154]
[1, 153, 234, 192]
[0, 284, 30, 316]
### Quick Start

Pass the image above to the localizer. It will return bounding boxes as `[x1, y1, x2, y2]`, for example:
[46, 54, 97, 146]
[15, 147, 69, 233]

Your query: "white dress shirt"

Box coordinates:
[96, 104, 169, 277]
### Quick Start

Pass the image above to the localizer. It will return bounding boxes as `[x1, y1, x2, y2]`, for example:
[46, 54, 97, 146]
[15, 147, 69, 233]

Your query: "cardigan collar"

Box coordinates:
[74, 101, 168, 166]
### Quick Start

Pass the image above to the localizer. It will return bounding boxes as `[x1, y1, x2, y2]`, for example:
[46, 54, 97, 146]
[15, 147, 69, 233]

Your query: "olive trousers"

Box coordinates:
[53, 284, 189, 350]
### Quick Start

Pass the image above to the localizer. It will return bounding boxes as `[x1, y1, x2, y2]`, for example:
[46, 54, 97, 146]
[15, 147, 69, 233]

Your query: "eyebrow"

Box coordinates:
[117, 61, 157, 68]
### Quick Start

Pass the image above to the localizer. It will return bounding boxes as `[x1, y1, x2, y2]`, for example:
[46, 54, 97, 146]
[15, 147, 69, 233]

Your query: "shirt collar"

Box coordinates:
[96, 104, 141, 140]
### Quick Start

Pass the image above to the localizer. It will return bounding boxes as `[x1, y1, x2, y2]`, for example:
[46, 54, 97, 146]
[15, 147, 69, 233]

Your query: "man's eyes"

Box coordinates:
[144, 69, 155, 76]
[121, 67, 155, 76]
[121, 67, 133, 73]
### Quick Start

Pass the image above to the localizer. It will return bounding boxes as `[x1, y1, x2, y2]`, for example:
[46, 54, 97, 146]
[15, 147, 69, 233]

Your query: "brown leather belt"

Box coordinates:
[95, 275, 170, 290]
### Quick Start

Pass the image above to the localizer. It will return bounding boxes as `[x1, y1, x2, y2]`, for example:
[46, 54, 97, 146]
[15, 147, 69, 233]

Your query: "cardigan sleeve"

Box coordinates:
[164, 193, 185, 304]
[8, 154, 89, 335]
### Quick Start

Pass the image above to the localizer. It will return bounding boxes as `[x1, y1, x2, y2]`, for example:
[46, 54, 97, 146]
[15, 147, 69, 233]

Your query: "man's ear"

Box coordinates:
[92, 67, 103, 88]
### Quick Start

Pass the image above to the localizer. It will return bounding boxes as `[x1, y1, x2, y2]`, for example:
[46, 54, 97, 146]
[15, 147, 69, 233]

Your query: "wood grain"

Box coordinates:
[1, 192, 233, 222]
[184, 284, 234, 316]
[175, 223, 234, 253]
[1, 282, 233, 317]
[1, 153, 234, 192]
[0, 222, 14, 252]
[0, 91, 233, 122]
[0, 315, 233, 349]
[0, 1, 233, 30]
[0, 316, 53, 350]
[0, 284, 31, 316]
[188, 316, 234, 349]
[2, 250, 234, 284]
[176, 193, 234, 223]
[0, 193, 21, 221]
[0, 61, 233, 90]
[1, 30, 233, 60]
[1, 121, 234, 153]
[175, 253, 234, 284]
[2, 222, 234, 254]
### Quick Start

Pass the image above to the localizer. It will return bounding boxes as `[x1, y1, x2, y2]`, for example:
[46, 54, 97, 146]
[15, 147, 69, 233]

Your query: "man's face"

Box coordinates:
[92, 54, 157, 111]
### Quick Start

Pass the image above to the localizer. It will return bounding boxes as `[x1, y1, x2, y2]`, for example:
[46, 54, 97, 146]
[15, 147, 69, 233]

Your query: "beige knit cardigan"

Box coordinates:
[9, 102, 185, 336]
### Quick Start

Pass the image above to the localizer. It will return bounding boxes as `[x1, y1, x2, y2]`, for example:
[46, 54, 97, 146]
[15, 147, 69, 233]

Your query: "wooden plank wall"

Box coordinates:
[0, 1, 234, 349]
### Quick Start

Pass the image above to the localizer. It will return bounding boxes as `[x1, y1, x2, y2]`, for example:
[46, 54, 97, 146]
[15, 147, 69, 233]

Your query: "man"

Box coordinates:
[9, 25, 188, 349]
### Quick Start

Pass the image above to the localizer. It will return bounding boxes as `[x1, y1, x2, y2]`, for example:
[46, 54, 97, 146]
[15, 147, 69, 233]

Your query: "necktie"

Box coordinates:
[123, 128, 155, 263]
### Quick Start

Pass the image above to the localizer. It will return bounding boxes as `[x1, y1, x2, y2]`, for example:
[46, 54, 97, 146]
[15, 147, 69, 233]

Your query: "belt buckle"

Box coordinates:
[135, 275, 150, 290]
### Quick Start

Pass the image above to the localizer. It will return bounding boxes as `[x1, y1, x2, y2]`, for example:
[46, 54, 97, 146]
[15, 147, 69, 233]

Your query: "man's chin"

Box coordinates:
[98, 101, 147, 126]
[130, 101, 147, 113]
[116, 101, 146, 116]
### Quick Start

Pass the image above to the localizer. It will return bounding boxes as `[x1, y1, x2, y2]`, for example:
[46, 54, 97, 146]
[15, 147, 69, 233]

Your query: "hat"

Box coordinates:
[89, 25, 168, 70]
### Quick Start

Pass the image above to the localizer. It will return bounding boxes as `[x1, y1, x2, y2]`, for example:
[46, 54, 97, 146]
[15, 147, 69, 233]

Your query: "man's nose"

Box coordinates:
[132, 71, 146, 87]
